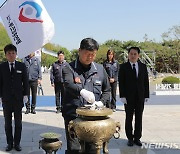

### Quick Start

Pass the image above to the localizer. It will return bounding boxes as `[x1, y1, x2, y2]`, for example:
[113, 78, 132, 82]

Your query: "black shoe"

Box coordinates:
[134, 139, 142, 146]
[112, 109, 116, 112]
[65, 150, 79, 154]
[127, 140, 134, 146]
[25, 109, 30, 114]
[56, 108, 61, 113]
[6, 144, 13, 151]
[31, 109, 36, 114]
[14, 145, 22, 151]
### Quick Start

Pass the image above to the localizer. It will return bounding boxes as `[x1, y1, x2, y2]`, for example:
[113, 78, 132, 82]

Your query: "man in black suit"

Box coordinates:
[0, 44, 29, 151]
[118, 47, 149, 146]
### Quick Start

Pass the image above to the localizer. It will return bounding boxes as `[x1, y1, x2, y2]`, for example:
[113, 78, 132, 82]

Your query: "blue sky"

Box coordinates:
[0, 0, 180, 50]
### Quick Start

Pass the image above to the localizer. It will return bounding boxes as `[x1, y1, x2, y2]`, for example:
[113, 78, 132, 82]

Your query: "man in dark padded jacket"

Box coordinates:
[62, 38, 111, 154]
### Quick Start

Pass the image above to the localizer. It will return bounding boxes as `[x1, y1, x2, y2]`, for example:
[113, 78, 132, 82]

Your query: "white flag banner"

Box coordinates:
[34, 48, 41, 62]
[0, 0, 55, 58]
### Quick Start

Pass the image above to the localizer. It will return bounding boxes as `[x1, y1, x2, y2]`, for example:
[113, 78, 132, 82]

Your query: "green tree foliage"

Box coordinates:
[155, 40, 179, 73]
[0, 51, 6, 63]
[101, 29, 180, 73]
[121, 40, 139, 50]
[0, 23, 11, 62]
[162, 76, 180, 84]
[95, 45, 109, 64]
[0, 23, 11, 50]
[103, 40, 141, 63]
[103, 39, 123, 51]
[0, 21, 179, 73]
[43, 43, 71, 66]
[103, 40, 123, 62]
[41, 52, 57, 67]
[161, 25, 180, 73]
[43, 43, 71, 61]
[70, 49, 79, 61]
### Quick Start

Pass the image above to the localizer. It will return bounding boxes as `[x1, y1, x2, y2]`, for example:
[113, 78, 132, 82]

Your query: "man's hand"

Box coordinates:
[144, 98, 149, 103]
[92, 101, 104, 107]
[74, 77, 81, 83]
[109, 78, 115, 83]
[51, 83, 55, 87]
[120, 97, 127, 104]
[80, 89, 95, 104]
[23, 96, 28, 103]
[38, 79, 41, 84]
[90, 101, 104, 110]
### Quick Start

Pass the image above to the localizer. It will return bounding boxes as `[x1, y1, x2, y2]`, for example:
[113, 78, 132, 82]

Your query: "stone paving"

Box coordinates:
[0, 73, 180, 154]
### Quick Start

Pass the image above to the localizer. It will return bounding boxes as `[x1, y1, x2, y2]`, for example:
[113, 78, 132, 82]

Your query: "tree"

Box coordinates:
[162, 25, 180, 40]
[0, 22, 11, 62]
[41, 52, 57, 67]
[43, 43, 72, 66]
[0, 22, 11, 50]
[95, 45, 109, 64]
[102, 40, 124, 63]
[161, 25, 180, 73]
[70, 49, 78, 61]
[122, 40, 139, 50]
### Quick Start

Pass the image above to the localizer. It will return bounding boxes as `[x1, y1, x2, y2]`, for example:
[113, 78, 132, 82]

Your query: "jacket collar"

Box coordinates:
[75, 58, 98, 75]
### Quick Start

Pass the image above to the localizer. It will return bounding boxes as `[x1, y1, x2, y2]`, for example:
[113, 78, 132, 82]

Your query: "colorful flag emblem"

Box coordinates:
[0, 0, 55, 58]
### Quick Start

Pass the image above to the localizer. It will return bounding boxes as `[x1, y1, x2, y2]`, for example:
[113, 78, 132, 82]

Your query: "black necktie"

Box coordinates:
[133, 64, 137, 78]
[10, 63, 14, 74]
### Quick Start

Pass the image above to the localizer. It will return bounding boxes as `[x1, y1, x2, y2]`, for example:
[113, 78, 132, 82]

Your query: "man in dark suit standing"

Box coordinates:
[118, 47, 149, 146]
[0, 44, 29, 151]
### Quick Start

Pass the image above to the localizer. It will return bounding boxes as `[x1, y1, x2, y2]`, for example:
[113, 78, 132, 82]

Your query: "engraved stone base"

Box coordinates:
[154, 91, 180, 95]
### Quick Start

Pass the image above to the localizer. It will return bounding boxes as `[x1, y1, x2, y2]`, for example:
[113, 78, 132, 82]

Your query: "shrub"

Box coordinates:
[162, 76, 180, 84]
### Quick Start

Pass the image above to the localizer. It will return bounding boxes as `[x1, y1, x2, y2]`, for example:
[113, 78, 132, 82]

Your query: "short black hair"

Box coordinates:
[80, 38, 99, 51]
[4, 44, 17, 54]
[128, 47, 140, 54]
[57, 50, 64, 56]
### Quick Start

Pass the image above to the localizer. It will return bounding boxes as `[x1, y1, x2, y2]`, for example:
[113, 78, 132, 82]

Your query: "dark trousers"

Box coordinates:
[64, 117, 81, 153]
[54, 82, 64, 110]
[3, 105, 22, 146]
[64, 117, 96, 154]
[124, 98, 144, 140]
[110, 81, 117, 109]
[26, 80, 38, 110]
[106, 81, 117, 109]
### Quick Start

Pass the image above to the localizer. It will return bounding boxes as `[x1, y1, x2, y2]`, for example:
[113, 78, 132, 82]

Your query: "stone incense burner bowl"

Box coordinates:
[68, 107, 121, 154]
[39, 132, 62, 154]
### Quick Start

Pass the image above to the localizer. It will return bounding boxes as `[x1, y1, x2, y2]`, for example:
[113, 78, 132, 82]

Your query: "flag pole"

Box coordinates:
[0, 0, 8, 9]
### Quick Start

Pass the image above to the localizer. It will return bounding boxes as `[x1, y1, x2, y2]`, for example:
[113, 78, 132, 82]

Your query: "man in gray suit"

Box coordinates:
[0, 44, 29, 151]
[118, 47, 149, 147]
